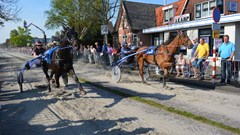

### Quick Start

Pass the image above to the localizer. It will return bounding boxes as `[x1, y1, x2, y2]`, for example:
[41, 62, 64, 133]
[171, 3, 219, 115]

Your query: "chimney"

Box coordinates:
[164, 0, 167, 5]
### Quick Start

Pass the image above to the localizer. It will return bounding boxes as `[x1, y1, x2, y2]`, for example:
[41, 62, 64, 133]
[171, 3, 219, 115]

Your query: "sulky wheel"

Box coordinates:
[111, 66, 121, 83]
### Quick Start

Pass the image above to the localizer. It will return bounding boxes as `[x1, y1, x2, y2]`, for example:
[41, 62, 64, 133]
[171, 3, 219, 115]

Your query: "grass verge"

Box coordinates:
[79, 78, 240, 134]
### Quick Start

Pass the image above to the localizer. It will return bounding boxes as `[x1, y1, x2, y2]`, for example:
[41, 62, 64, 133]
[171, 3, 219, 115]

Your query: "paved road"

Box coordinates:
[0, 50, 239, 135]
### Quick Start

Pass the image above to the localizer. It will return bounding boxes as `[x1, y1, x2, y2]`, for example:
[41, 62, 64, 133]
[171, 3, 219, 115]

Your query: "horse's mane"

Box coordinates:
[161, 35, 176, 46]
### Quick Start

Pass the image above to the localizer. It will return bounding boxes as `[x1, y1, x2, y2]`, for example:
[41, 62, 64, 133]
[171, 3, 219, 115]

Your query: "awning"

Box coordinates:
[143, 13, 240, 34]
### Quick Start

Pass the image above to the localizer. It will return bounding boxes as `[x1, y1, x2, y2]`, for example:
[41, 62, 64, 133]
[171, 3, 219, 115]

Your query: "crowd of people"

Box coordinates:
[81, 41, 137, 66]
[175, 34, 236, 84]
[4, 34, 237, 85]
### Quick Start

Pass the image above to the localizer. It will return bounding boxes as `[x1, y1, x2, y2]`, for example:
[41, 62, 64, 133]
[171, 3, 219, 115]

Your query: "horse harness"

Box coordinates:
[52, 45, 73, 61]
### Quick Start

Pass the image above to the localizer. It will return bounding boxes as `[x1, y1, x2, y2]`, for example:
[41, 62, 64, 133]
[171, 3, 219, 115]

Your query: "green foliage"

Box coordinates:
[45, 0, 102, 40]
[9, 27, 32, 47]
[0, 0, 21, 27]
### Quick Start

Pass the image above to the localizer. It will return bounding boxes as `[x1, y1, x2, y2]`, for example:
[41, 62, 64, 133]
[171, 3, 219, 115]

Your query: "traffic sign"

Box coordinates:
[101, 25, 108, 35]
[212, 30, 220, 38]
[212, 23, 220, 30]
[212, 7, 221, 23]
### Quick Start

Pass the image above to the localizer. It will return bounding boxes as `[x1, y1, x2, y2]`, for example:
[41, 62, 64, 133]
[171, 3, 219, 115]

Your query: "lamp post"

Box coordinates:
[23, 20, 47, 46]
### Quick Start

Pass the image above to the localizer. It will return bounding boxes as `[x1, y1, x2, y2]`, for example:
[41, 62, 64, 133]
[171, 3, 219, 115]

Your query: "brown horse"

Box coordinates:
[135, 31, 193, 89]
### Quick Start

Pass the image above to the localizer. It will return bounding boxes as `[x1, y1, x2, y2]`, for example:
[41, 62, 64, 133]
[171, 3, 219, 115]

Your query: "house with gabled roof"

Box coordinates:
[143, 0, 240, 61]
[113, 1, 161, 47]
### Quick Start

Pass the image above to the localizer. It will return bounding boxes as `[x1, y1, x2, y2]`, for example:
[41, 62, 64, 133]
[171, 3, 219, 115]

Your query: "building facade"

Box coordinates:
[113, 1, 160, 47]
[143, 0, 240, 63]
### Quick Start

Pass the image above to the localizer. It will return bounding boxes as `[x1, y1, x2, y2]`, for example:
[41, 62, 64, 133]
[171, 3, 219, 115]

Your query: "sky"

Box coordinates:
[0, 0, 178, 43]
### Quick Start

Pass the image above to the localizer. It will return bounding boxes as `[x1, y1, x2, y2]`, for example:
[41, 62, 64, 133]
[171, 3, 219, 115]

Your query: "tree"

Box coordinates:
[0, 0, 21, 26]
[90, 0, 120, 44]
[45, 0, 102, 41]
[9, 27, 32, 47]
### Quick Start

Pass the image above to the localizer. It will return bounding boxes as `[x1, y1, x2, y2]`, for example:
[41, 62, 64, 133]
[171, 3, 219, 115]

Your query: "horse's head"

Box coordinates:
[176, 31, 193, 49]
[59, 26, 80, 48]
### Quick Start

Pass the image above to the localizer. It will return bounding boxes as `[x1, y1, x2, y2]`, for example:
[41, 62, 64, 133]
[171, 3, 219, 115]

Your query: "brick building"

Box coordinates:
[113, 1, 161, 47]
[143, 0, 240, 62]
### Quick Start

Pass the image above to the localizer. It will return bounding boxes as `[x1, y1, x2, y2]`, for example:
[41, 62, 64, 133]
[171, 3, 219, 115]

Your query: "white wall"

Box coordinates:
[164, 32, 170, 42]
[224, 23, 236, 44]
[234, 22, 240, 61]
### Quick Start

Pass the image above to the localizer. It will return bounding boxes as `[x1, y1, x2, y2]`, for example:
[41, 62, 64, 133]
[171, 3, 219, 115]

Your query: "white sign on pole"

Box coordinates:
[101, 25, 108, 35]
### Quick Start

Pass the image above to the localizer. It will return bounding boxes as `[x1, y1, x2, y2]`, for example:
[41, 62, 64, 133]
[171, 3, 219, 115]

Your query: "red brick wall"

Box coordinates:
[117, 5, 151, 46]
[155, 0, 186, 27]
[183, 0, 240, 19]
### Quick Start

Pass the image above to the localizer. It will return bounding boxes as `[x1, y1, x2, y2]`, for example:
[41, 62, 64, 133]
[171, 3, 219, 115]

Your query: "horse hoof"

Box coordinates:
[163, 85, 174, 90]
[79, 90, 87, 96]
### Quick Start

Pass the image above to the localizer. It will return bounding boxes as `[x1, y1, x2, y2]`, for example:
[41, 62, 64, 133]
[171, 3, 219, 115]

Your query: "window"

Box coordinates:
[133, 34, 138, 46]
[123, 35, 127, 42]
[195, 1, 222, 19]
[216, 0, 224, 14]
[195, 4, 201, 18]
[202, 2, 209, 17]
[123, 16, 127, 28]
[164, 8, 173, 22]
[209, 1, 216, 16]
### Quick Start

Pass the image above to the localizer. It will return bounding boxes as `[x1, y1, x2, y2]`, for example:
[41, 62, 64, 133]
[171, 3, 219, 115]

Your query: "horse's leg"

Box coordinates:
[54, 73, 60, 88]
[138, 58, 146, 83]
[42, 63, 51, 92]
[69, 69, 86, 96]
[162, 68, 167, 88]
[62, 73, 68, 87]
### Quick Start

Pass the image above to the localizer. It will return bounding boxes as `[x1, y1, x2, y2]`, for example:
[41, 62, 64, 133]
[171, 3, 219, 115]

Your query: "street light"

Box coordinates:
[23, 20, 47, 45]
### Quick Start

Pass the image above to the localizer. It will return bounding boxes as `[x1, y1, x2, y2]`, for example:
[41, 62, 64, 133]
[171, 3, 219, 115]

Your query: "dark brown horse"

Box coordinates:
[42, 26, 86, 95]
[135, 31, 193, 89]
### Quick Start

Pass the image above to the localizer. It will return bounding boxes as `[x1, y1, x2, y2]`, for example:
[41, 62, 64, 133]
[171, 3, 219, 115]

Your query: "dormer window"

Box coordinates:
[164, 8, 173, 23]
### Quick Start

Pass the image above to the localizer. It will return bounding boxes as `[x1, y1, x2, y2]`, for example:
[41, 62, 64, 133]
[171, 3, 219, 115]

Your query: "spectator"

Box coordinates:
[188, 37, 199, 78]
[83, 45, 89, 63]
[101, 43, 108, 66]
[217, 35, 235, 84]
[176, 53, 186, 77]
[95, 42, 102, 64]
[89, 45, 96, 64]
[107, 43, 113, 66]
[193, 37, 209, 80]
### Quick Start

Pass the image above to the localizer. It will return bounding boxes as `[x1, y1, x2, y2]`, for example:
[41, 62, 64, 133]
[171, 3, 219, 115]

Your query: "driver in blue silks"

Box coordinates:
[120, 42, 132, 59]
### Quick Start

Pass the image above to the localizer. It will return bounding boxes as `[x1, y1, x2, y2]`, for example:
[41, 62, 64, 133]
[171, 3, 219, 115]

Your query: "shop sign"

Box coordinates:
[228, 1, 238, 12]
[173, 13, 190, 23]
[212, 30, 220, 38]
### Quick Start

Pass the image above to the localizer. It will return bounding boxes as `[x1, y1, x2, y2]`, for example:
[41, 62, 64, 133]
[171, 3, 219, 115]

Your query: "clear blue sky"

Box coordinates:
[0, 0, 178, 43]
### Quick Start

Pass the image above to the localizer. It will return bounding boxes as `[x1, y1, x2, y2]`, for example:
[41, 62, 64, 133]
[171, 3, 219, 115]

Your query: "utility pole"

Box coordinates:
[102, 0, 108, 45]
